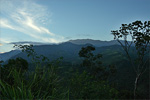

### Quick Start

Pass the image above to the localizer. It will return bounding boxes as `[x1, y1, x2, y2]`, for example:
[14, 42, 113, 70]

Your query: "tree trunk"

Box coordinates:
[134, 74, 140, 99]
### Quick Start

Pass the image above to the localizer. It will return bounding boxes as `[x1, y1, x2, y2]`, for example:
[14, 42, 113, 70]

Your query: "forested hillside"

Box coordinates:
[0, 21, 149, 99]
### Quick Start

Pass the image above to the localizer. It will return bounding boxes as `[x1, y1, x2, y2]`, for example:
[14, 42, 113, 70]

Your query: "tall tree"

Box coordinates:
[111, 20, 150, 99]
[79, 45, 116, 80]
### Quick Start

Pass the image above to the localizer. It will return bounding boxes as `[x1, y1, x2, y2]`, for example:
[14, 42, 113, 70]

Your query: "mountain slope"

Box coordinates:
[0, 39, 132, 63]
[0, 50, 21, 61]
[69, 39, 120, 47]
[10, 42, 125, 65]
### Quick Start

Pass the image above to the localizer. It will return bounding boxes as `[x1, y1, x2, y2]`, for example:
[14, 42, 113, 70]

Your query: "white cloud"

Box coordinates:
[0, 19, 15, 30]
[0, 38, 11, 43]
[24, 16, 55, 36]
[0, 0, 64, 43]
[41, 38, 60, 43]
[40, 27, 55, 36]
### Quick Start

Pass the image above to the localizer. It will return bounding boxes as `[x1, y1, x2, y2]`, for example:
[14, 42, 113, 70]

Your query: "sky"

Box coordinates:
[0, 0, 150, 53]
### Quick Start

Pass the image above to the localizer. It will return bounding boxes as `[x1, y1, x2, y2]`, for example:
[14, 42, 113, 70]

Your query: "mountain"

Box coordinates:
[10, 39, 122, 47]
[0, 39, 130, 62]
[68, 39, 121, 47]
[1, 39, 149, 98]
[11, 42, 84, 63]
[7, 41, 126, 65]
[0, 50, 21, 62]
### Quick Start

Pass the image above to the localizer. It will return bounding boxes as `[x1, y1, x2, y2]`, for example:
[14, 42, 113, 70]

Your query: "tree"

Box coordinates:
[111, 20, 150, 99]
[0, 45, 66, 99]
[79, 45, 116, 80]
[79, 46, 104, 77]
[1, 57, 28, 85]
[13, 44, 49, 65]
[3, 57, 28, 72]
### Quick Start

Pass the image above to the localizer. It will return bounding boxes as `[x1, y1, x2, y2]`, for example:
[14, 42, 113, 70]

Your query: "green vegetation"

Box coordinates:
[0, 20, 149, 99]
[112, 20, 150, 99]
[0, 44, 119, 99]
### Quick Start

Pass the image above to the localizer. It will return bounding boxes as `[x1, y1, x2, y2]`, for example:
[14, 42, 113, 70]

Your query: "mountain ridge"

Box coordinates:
[0, 39, 125, 62]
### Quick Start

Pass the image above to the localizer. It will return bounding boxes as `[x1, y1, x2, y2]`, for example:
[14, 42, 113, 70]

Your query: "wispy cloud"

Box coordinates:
[0, 38, 11, 44]
[0, 0, 64, 43]
[0, 19, 15, 30]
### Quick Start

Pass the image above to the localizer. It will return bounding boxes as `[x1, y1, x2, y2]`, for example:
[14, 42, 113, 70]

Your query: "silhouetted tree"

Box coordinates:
[14, 44, 49, 65]
[4, 57, 28, 72]
[111, 20, 150, 99]
[79, 46, 114, 80]
[1, 57, 28, 85]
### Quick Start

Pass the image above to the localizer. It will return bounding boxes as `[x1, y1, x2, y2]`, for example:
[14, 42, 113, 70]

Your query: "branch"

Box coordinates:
[117, 39, 137, 74]
[140, 58, 149, 75]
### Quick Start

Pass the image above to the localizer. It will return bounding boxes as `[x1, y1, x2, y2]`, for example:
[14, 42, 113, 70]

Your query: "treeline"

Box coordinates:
[0, 44, 119, 99]
[0, 20, 149, 99]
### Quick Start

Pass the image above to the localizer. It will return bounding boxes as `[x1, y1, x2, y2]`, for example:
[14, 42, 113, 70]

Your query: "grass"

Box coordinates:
[0, 63, 68, 99]
[0, 60, 120, 99]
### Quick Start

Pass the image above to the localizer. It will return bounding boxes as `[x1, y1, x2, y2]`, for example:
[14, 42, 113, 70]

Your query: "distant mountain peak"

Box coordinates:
[68, 39, 120, 47]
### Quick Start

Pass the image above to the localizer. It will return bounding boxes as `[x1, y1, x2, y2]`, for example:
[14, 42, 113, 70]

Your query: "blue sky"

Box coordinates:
[0, 0, 150, 52]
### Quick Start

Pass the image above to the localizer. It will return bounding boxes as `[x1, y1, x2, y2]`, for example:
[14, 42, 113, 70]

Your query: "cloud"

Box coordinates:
[0, 0, 64, 43]
[10, 41, 51, 46]
[0, 43, 3, 46]
[41, 38, 60, 43]
[13, 11, 55, 36]
[0, 19, 15, 30]
[0, 38, 11, 44]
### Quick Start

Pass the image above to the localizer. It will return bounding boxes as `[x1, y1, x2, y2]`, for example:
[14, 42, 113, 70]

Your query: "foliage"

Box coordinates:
[69, 71, 118, 99]
[79, 45, 117, 80]
[0, 44, 120, 99]
[0, 64, 67, 99]
[3, 57, 28, 72]
[1, 58, 28, 86]
[111, 20, 150, 73]
[1, 22, 149, 99]
[0, 44, 67, 99]
[111, 20, 150, 98]
[13, 44, 49, 65]
[0, 54, 69, 99]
